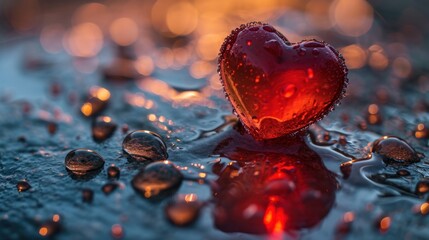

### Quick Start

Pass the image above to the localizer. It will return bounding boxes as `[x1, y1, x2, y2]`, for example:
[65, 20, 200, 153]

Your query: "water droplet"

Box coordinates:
[92, 116, 117, 142]
[263, 25, 275, 32]
[82, 188, 94, 203]
[303, 41, 325, 48]
[38, 215, 62, 237]
[47, 122, 57, 135]
[312, 49, 320, 56]
[121, 124, 129, 134]
[111, 224, 124, 239]
[131, 161, 183, 200]
[165, 197, 202, 227]
[377, 216, 391, 233]
[107, 165, 120, 179]
[416, 178, 429, 195]
[122, 130, 168, 162]
[246, 40, 252, 46]
[264, 39, 282, 57]
[102, 182, 119, 195]
[372, 136, 420, 165]
[338, 136, 347, 145]
[80, 87, 110, 117]
[65, 149, 105, 175]
[255, 75, 261, 83]
[16, 180, 31, 192]
[283, 84, 296, 98]
[249, 26, 259, 31]
[396, 169, 410, 176]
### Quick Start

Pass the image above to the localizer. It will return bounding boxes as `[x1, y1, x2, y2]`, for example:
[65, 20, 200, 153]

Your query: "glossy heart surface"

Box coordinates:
[218, 22, 348, 140]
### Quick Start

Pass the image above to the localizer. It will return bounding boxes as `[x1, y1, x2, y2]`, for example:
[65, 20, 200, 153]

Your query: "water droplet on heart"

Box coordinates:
[122, 130, 168, 162]
[17, 180, 31, 192]
[396, 169, 410, 176]
[263, 25, 275, 32]
[312, 49, 320, 55]
[131, 161, 183, 200]
[165, 196, 202, 227]
[255, 76, 261, 83]
[92, 116, 117, 142]
[249, 26, 259, 31]
[264, 39, 282, 57]
[246, 40, 252, 46]
[372, 136, 420, 165]
[303, 42, 325, 48]
[65, 149, 105, 175]
[107, 165, 120, 179]
[416, 178, 429, 195]
[283, 84, 296, 98]
[82, 188, 94, 203]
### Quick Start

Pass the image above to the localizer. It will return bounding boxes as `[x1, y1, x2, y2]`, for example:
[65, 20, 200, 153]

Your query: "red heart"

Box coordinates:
[218, 22, 348, 140]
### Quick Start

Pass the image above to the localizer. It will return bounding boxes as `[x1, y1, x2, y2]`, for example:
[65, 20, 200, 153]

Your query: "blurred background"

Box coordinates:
[1, 0, 428, 90]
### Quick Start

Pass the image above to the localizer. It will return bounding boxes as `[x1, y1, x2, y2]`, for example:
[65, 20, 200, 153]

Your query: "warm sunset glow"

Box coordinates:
[340, 44, 367, 69]
[64, 22, 103, 58]
[332, 0, 374, 37]
[166, 2, 198, 36]
[40, 24, 65, 53]
[109, 18, 139, 46]
[135, 56, 155, 76]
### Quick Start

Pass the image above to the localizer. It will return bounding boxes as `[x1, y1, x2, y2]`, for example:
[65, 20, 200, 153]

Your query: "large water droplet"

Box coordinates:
[122, 130, 168, 162]
[165, 196, 202, 227]
[263, 25, 275, 32]
[283, 84, 297, 98]
[131, 161, 183, 200]
[92, 116, 117, 142]
[65, 149, 105, 175]
[264, 39, 282, 57]
[16, 180, 31, 192]
[372, 136, 420, 165]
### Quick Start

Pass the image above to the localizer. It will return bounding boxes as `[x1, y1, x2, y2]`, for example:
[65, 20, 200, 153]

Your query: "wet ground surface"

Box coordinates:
[1, 1, 429, 240]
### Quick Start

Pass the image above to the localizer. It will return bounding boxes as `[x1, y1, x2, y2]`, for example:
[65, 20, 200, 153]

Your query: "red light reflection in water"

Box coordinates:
[212, 125, 337, 237]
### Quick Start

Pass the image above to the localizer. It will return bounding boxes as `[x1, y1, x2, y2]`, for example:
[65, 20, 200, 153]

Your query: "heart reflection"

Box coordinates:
[212, 125, 337, 234]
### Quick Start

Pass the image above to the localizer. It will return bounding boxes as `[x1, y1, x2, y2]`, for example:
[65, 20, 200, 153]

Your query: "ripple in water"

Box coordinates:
[131, 161, 182, 201]
[122, 130, 168, 162]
